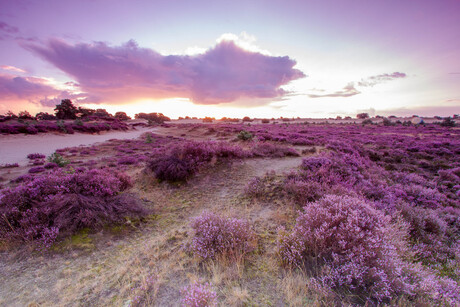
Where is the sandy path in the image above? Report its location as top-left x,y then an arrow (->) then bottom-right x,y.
0,127 -> 155,165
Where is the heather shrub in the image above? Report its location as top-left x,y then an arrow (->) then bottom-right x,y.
27,153 -> 46,160
191,211 -> 255,261
277,195 -> 412,302
251,142 -> 299,158
0,169 -> 146,247
181,282 -> 217,307
28,166 -> 45,173
148,141 -> 245,182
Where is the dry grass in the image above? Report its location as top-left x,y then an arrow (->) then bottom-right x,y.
0,126 -> 311,306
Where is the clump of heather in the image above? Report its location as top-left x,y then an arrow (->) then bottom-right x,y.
28,166 -> 45,173
148,141 -> 246,182
181,282 -> 217,307
27,153 -> 46,160
191,211 -> 255,261
278,195 -> 460,304
0,168 -> 146,248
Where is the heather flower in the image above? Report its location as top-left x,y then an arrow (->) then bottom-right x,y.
181,282 -> 217,307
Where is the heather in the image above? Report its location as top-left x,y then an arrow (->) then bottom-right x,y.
190,211 -> 255,261
0,168 -> 146,248
277,195 -> 459,303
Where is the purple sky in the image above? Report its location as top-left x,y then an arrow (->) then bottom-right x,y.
0,0 -> 459,118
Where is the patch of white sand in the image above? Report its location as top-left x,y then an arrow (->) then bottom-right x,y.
0,127 -> 154,165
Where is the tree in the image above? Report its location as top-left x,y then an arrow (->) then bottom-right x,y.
55,99 -> 78,119
77,107 -> 96,118
114,112 -> 131,121
134,112 -> 170,124
18,110 -> 34,120
357,113 -> 369,119
36,112 -> 56,120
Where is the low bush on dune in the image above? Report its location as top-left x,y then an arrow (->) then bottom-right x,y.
190,211 -> 255,261
0,168 -> 146,249
277,195 -> 460,304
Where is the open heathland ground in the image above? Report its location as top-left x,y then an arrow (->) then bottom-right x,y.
0,122 -> 459,306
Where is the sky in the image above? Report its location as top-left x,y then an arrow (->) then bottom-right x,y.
0,0 -> 459,119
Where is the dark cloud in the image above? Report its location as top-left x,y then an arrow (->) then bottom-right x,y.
357,72 -> 407,87
308,83 -> 360,98
0,21 -> 18,40
26,39 -> 305,105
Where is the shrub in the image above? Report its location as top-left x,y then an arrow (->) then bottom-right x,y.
277,195 -> 412,302
147,141 -> 245,182
251,143 -> 299,158
237,130 -> 253,141
357,113 -> 369,119
0,169 -> 145,247
28,166 -> 45,173
191,211 -> 255,261
181,282 -> 217,307
27,153 -> 46,160
47,152 -> 70,167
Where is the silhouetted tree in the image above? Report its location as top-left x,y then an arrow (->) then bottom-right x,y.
135,112 -> 170,124
18,110 -> 34,120
55,99 -> 78,119
357,113 -> 369,119
77,107 -> 96,118
36,112 -> 57,120
114,112 -> 131,121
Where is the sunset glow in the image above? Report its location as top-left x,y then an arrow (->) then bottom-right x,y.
0,0 -> 459,117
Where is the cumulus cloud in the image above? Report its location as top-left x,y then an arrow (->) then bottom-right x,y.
26,39 -> 305,105
357,72 -> 406,87
308,83 -> 360,98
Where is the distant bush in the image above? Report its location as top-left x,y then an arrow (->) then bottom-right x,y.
357,113 -> 370,119
440,117 -> 456,127
362,119 -> 373,125
0,169 -> 145,248
261,118 -> 270,124
202,117 -> 214,123
237,130 -> 253,141
181,282 -> 217,307
191,211 -> 255,261
242,116 -> 252,122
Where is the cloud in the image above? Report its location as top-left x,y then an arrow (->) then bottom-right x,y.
308,72 -> 406,98
0,73 -> 82,108
308,83 -> 360,98
0,65 -> 27,73
26,39 -> 305,105
357,72 -> 406,87
0,21 -> 19,40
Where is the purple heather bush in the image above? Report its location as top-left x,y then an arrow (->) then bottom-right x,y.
191,211 -> 255,261
27,153 -> 46,160
0,168 -> 145,247
277,195 -> 460,303
181,282 -> 217,307
28,166 -> 45,173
